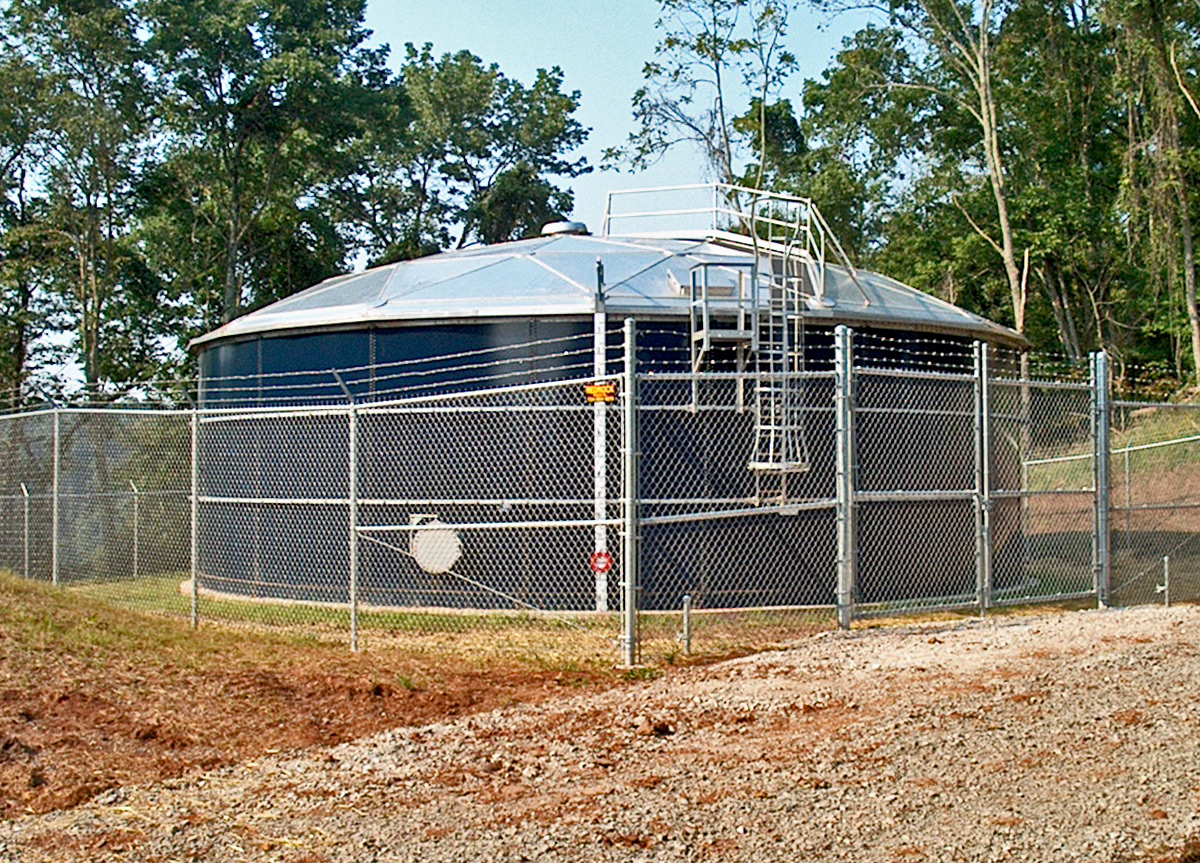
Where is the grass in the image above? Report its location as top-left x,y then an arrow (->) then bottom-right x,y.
62,571 -> 842,666
1027,396 -> 1200,492
0,570 -> 351,675
64,571 -> 625,668
0,570 -> 630,820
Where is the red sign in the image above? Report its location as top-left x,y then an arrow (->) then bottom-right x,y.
590,551 -> 614,574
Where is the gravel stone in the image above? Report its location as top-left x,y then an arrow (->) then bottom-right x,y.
2,606 -> 1199,861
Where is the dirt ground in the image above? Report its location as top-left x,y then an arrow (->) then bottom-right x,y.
0,575 -> 604,824
3,603 -> 1200,862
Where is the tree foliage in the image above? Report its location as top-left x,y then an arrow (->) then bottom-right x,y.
0,2 -> 590,393
794,0 -> 1200,375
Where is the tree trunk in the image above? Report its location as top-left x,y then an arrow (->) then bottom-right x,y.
1181,189 -> 1200,378
978,70 -> 1025,333
1040,261 -> 1082,360
223,223 -> 240,323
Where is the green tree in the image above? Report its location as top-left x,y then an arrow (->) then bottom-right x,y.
1106,0 -> 1200,376
143,0 -> 389,324
610,0 -> 797,189
352,44 -> 588,259
4,0 -> 158,387
0,50 -> 48,402
807,0 -> 1031,334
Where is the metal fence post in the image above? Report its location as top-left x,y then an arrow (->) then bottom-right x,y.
51,407 -> 60,588
834,325 -> 857,630
974,342 -> 994,614
129,480 -> 140,581
1019,352 -> 1032,585
190,407 -> 199,628
20,482 -> 29,580
349,402 -> 360,652
1091,350 -> 1111,608
593,264 -> 609,613
332,371 -> 360,653
621,317 -> 640,665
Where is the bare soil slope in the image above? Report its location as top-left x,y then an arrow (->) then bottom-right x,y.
0,576 -> 600,821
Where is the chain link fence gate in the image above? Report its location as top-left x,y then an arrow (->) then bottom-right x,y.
1,323 -> 1198,664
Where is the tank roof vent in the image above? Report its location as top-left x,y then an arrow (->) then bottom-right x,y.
540,220 -> 589,236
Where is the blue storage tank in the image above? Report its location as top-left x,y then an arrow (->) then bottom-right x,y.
191,188 -> 1024,613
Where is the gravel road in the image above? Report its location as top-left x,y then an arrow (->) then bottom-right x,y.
3,604 -> 1199,862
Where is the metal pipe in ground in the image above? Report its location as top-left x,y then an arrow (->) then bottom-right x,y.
621,318 -> 640,667
129,480 -> 139,581
1159,556 -> 1170,607
51,408 -> 60,588
834,325 -> 857,630
1091,351 -> 1112,608
190,408 -> 199,629
333,370 -> 360,653
681,594 -> 692,656
21,483 -> 29,580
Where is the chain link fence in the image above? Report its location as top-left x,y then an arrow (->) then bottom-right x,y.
1,322 -> 1197,664
1110,395 -> 1200,606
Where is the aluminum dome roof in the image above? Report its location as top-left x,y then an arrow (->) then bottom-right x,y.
191,231 -> 1022,348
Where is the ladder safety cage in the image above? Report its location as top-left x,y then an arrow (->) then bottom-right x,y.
603,184 -> 863,493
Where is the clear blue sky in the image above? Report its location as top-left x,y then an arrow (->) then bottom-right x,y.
363,1 -> 872,232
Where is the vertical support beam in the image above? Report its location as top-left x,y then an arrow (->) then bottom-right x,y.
621,318 -> 640,666
1091,351 -> 1111,608
333,370 -> 360,652
681,594 -> 692,656
190,407 -> 199,628
348,403 -> 360,652
21,483 -> 29,580
834,325 -> 857,630
593,260 -> 609,612
130,480 -> 140,581
1019,352 -> 1032,582
51,408 -> 60,588
1123,441 -> 1132,553
973,342 -> 993,614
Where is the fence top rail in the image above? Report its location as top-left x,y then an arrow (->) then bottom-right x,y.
1112,399 -> 1200,411
1019,431 -> 1199,469
1114,432 -> 1200,455
194,374 -> 603,420
639,370 -> 836,382
856,367 -> 975,384
989,375 -> 1092,392
1024,451 -> 1092,467
0,407 -> 60,422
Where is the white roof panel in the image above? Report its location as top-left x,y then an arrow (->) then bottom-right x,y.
192,234 -> 1022,348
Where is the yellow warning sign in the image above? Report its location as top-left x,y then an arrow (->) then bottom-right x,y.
585,381 -> 618,404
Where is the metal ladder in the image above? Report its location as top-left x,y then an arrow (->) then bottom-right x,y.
747,205 -> 811,482
678,184 -> 839,496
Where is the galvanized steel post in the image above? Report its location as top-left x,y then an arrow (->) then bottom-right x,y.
593,259 -> 609,612
130,480 -> 140,581
51,407 -> 60,588
20,483 -> 29,580
1091,351 -> 1111,608
973,342 -> 994,614
834,325 -> 857,630
621,318 -> 640,666
350,405 -> 357,652
333,371 -> 360,652
190,407 -> 199,628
